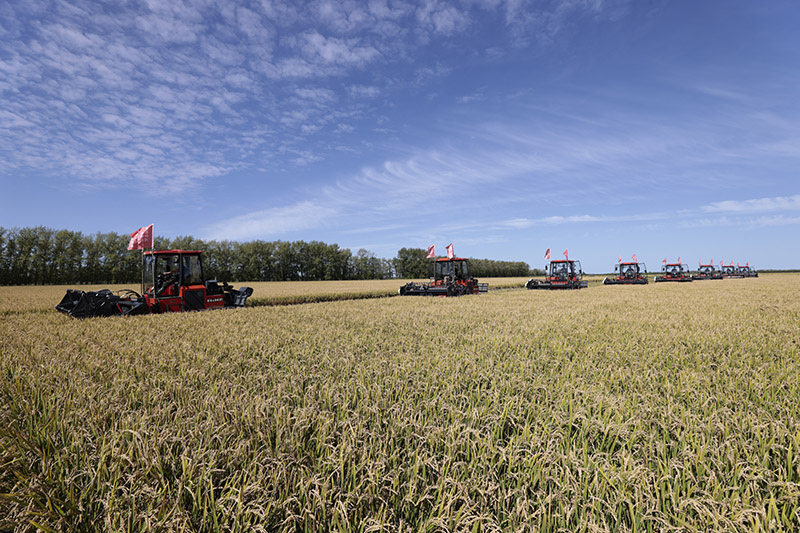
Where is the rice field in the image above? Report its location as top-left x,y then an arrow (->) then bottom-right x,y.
0,277 -> 532,314
1,275 -> 799,531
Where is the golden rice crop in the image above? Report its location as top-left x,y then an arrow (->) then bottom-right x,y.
1,275 -> 798,531
0,278 -> 532,313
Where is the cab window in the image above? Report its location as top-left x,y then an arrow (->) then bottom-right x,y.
182,254 -> 203,285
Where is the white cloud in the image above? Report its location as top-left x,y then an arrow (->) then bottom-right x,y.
703,194 -> 800,214
456,91 -> 484,104
0,110 -> 33,128
294,87 -> 337,106
348,84 -> 380,98
299,31 -> 380,67
500,214 -> 624,228
693,85 -> 749,102
747,215 -> 800,227
416,2 -> 471,36
204,201 -> 337,240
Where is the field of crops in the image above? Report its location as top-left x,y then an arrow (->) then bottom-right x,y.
0,277 -> 532,314
1,275 -> 799,531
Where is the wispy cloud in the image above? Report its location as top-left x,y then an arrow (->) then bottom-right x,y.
746,215 -> 800,227
703,194 -> 800,214
500,215 -> 601,228
205,201 -> 337,241
205,103 -> 704,241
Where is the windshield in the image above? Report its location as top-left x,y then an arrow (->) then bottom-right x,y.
550,261 -> 574,278
664,264 -> 684,275
435,260 -> 468,280
182,254 -> 203,285
619,263 -> 639,277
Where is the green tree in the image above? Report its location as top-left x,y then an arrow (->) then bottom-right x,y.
351,249 -> 384,280
394,248 -> 431,279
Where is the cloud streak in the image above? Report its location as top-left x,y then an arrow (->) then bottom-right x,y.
205,201 -> 336,241
703,194 -> 800,214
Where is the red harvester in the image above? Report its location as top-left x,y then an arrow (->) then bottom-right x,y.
738,265 -> 758,277
654,262 -> 693,283
56,249 -> 253,318
603,261 -> 648,285
692,263 -> 723,280
721,264 -> 745,278
526,259 -> 587,290
399,257 -> 488,296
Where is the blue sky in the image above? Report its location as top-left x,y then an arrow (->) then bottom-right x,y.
2,0 -> 799,271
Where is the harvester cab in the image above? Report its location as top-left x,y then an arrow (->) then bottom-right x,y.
654,263 -> 693,283
434,257 -> 468,282
739,265 -> 758,277
692,264 -> 723,280
56,249 -> 253,318
526,259 -> 588,289
142,250 -> 251,312
721,265 -> 744,278
398,257 -> 488,296
603,262 -> 648,285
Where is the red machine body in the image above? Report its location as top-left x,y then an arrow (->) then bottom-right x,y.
399,257 -> 488,296
143,250 -> 230,312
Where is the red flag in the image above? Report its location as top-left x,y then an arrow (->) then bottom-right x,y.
662,257 -> 667,264
563,249 -> 568,260
678,256 -> 681,264
426,244 -> 435,259
446,243 -> 454,259
730,260 -> 734,266
128,224 -> 154,250
699,259 -> 701,266
710,259 -> 713,265
618,255 -> 622,263
746,262 -> 749,267
544,248 -> 551,260
632,254 -> 637,263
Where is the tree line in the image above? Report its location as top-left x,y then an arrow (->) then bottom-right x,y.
0,226 -> 533,285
